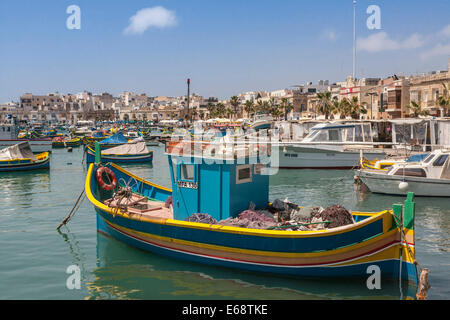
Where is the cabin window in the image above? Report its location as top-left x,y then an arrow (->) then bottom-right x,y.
354,125 -> 364,142
423,154 -> 434,163
433,155 -> 449,167
328,129 -> 339,141
393,168 -> 426,177
236,165 -> 252,184
180,164 -> 195,181
312,131 -> 328,142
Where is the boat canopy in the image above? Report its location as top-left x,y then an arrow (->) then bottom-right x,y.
303,122 -> 373,143
102,141 -> 149,155
0,142 -> 36,161
100,132 -> 128,145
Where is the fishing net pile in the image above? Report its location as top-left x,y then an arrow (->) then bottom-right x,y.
183,199 -> 355,231
185,213 -> 217,224
218,210 -> 277,229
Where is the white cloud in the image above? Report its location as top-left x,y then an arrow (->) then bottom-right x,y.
357,32 -> 424,53
420,43 -> 450,60
439,25 -> 450,38
124,6 -> 177,35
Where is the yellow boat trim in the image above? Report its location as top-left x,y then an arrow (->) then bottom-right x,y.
86,164 -> 393,239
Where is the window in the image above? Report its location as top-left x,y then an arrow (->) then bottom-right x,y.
423,154 -> 434,164
180,164 -> 194,181
393,168 -> 426,177
433,155 -> 449,167
236,165 -> 252,184
328,129 -> 340,141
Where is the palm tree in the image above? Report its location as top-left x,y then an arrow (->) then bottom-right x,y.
331,97 -> 347,119
407,101 -> 429,118
229,96 -> 240,120
215,102 -> 227,118
280,97 -> 293,120
206,102 -> 216,119
244,100 -> 255,118
437,82 -> 450,117
316,91 -> 334,119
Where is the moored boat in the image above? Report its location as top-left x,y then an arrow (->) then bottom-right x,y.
357,149 -> 450,197
84,140 -> 419,283
276,122 -> 386,169
52,136 -> 82,148
0,142 -> 50,172
86,140 -> 153,164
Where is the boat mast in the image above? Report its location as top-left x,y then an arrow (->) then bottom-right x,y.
353,0 -> 357,80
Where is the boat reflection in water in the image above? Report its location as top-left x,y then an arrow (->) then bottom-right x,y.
86,232 -> 418,300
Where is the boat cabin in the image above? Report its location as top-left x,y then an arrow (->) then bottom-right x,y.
166,143 -> 270,222
302,122 -> 373,143
387,149 -> 450,179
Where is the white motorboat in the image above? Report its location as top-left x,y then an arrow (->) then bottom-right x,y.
276,122 -> 386,169
357,149 -> 450,197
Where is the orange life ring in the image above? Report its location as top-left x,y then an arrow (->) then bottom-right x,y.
96,167 -> 117,191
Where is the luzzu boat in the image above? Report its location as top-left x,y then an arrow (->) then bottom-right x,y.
86,141 -> 153,164
85,140 -> 420,284
52,136 -> 82,148
0,142 -> 50,172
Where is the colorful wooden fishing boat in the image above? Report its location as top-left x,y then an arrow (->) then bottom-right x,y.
86,141 -> 153,164
52,137 -> 82,148
0,142 -> 50,172
85,141 -> 419,284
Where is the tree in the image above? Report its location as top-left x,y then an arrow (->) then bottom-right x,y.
407,101 -> 429,118
437,82 -> 450,117
280,97 -> 293,120
244,100 -> 255,118
229,96 -> 240,120
316,91 -> 334,119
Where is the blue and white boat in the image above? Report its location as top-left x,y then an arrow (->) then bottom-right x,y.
86,140 -> 153,164
84,140 -> 419,284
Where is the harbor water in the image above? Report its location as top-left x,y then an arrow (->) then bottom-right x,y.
1,146 -> 449,300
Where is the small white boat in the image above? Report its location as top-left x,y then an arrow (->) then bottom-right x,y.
357,149 -> 450,197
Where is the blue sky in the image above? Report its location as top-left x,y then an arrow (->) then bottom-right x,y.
1,0 -> 450,103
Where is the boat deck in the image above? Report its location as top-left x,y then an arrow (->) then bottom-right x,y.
103,194 -> 173,220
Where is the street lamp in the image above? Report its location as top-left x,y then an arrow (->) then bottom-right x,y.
365,92 -> 378,119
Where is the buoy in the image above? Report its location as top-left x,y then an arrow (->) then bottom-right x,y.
399,181 -> 409,191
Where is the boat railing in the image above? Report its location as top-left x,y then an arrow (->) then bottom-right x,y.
165,139 -> 272,158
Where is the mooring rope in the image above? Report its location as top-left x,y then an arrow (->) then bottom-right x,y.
57,188 -> 85,230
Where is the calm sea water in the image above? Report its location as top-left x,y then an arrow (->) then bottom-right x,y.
0,146 -> 449,300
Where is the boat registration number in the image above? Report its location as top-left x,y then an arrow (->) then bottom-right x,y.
177,181 -> 198,189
